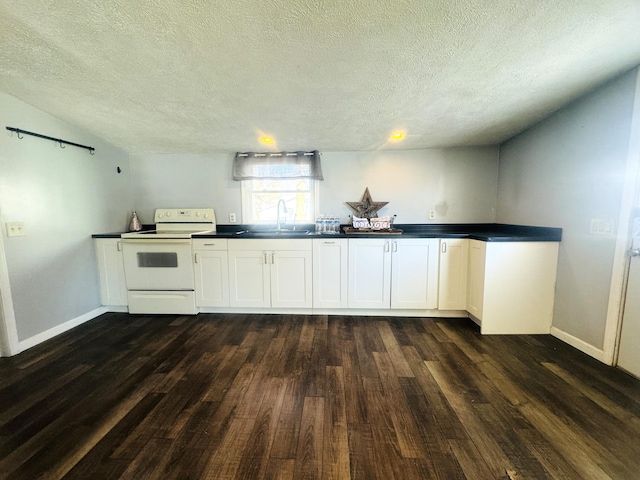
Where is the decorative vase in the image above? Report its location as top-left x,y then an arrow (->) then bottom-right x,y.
129,211 -> 142,232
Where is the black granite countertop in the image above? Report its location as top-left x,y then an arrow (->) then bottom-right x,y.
94,223 -> 561,242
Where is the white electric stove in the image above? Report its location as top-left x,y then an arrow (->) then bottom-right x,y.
120,208 -> 216,314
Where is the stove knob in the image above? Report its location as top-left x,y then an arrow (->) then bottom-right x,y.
166,211 -> 171,217
196,212 -> 201,217
204,213 -> 209,219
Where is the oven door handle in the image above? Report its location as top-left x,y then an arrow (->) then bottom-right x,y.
120,238 -> 192,245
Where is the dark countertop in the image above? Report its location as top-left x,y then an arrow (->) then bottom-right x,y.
94,223 -> 562,242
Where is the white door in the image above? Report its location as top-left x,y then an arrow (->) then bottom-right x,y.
194,250 -> 229,307
348,239 -> 391,309
228,250 -> 270,307
618,237 -> 640,378
270,250 -> 312,308
467,240 -> 486,321
312,239 -> 348,308
438,238 -> 469,310
95,239 -> 128,306
391,238 -> 439,309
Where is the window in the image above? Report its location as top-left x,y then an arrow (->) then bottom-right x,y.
234,151 -> 322,224
241,177 -> 318,224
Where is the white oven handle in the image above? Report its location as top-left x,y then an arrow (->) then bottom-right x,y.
121,238 -> 192,245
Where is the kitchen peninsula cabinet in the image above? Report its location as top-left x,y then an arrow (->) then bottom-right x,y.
466,239 -> 559,334
94,238 -> 128,307
438,238 -> 469,310
193,239 -> 229,307
312,238 -> 348,308
228,239 -> 312,309
348,238 -> 439,309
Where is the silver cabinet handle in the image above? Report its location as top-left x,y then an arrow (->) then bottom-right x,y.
117,240 -> 122,251
194,252 -> 199,264
442,242 -> 447,253
628,248 -> 640,257
322,241 -> 336,244
392,241 -> 398,252
384,241 -> 390,252
271,252 -> 276,264
264,252 -> 268,264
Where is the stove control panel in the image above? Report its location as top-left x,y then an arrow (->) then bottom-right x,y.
154,208 -> 216,224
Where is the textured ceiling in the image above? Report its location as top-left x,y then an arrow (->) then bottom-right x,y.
1,1 -> 640,154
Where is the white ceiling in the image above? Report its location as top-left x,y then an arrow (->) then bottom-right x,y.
1,1 -> 640,155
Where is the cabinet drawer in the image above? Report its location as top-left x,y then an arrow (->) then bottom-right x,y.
192,238 -> 228,250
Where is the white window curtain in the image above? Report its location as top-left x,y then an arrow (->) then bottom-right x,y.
232,151 -> 323,180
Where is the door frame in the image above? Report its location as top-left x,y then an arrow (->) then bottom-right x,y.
0,219 -> 20,357
603,67 -> 640,365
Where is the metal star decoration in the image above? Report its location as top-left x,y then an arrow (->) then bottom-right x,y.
347,187 -> 389,219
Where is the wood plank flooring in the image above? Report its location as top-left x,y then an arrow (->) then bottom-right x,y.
1,313 -> 639,479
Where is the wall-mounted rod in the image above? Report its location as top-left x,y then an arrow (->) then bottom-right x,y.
6,126 -> 95,154
236,152 -> 315,157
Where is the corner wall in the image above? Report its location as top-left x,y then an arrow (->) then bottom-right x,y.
0,93 -> 133,345
496,68 -> 639,350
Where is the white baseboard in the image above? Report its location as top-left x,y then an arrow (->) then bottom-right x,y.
18,307 -> 107,353
550,326 -> 606,363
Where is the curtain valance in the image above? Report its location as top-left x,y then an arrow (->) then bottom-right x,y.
232,151 -> 323,180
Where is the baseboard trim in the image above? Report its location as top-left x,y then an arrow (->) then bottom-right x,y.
550,326 -> 605,362
18,307 -> 107,353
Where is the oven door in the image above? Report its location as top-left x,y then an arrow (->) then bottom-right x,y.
121,239 -> 194,290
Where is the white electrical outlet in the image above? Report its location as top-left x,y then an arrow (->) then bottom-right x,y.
229,213 -> 237,223
6,222 -> 26,237
429,210 -> 436,220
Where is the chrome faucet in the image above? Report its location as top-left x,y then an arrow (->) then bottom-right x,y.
276,198 -> 287,231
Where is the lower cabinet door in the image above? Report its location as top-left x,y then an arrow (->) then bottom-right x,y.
95,239 -> 128,306
270,250 -> 312,308
438,238 -> 469,310
194,250 -> 229,307
313,239 -> 348,308
467,239 -> 486,320
391,238 -> 439,309
348,239 -> 391,309
228,250 -> 270,307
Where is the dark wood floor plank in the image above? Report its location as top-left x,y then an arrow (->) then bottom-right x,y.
235,376 -> 288,480
1,313 -> 639,480
426,359 -> 516,478
294,396 -> 324,480
376,321 -> 414,377
202,416 -> 255,480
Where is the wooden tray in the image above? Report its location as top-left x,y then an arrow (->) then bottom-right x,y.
343,227 -> 403,235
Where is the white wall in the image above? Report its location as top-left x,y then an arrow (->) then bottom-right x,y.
0,93 -> 133,343
497,68 -> 639,349
130,147 -> 499,225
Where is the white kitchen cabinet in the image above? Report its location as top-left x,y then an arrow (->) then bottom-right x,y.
348,238 -> 391,308
466,240 -> 486,319
348,238 -> 438,309
193,238 -> 229,307
228,239 -> 312,309
94,238 -> 128,307
313,238 -> 348,308
466,239 -> 559,334
438,238 -> 469,310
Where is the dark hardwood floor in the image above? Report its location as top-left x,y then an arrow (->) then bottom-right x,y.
1,313 -> 639,479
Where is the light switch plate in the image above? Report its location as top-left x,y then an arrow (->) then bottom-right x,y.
590,218 -> 615,235
6,222 -> 26,237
